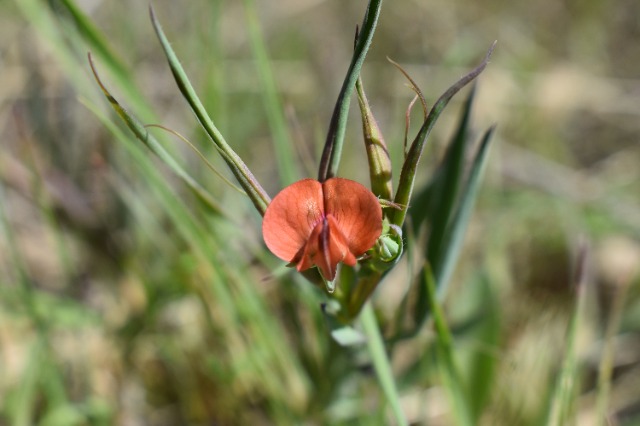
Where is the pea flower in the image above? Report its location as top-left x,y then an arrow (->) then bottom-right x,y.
262,178 -> 382,282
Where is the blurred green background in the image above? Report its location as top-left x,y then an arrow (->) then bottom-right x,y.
1,0 -> 639,424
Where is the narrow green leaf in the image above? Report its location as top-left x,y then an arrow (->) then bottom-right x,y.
411,125 -> 494,333
595,275 -> 629,425
409,85 -> 477,234
423,264 -> 473,426
391,42 -> 496,227
243,0 -> 299,186
86,99 -> 309,403
360,303 -> 408,426
546,243 -> 588,426
432,125 -> 495,297
467,274 -> 500,422
318,0 -> 384,181
149,6 -> 271,215
87,54 -> 227,217
56,0 -> 125,75
50,0 -> 155,120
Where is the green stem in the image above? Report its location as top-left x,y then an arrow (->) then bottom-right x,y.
318,0 -> 383,181
360,303 -> 408,425
546,244 -> 588,426
150,6 -> 271,215
424,264 -> 473,426
595,272 -> 628,424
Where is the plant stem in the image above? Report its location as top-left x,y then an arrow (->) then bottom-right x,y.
360,303 -> 408,425
318,0 -> 383,181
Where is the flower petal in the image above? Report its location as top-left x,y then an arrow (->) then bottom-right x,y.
295,220 -> 323,273
322,178 -> 382,256
295,215 -> 355,281
326,215 -> 357,266
262,179 -> 324,262
318,215 -> 352,280
263,177 -> 382,282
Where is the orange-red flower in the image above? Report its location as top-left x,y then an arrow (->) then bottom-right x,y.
262,178 -> 382,281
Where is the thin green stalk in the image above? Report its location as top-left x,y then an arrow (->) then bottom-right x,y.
202,0 -> 229,133
318,0 -> 383,181
360,303 -> 408,426
347,271 -> 383,318
86,57 -> 228,217
44,0 -> 156,120
149,6 -> 271,215
546,243 -> 588,426
423,264 -> 473,426
595,278 -> 629,425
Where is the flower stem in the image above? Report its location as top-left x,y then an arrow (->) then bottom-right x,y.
360,302 -> 408,425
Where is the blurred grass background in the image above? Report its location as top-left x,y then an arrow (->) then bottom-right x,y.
1,0 -> 639,424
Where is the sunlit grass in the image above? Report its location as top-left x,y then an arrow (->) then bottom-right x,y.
2,0 -> 640,424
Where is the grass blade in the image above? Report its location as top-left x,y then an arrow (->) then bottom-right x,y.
466,275 -> 500,422
85,98 -> 310,412
546,243 -> 588,426
409,86 -> 478,323
409,125 -> 494,332
50,0 -> 155,119
87,54 -> 227,217
409,85 -> 477,234
423,263 -> 473,426
243,0 -> 299,186
432,125 -> 495,297
149,6 -> 271,215
595,274 -> 630,425
360,303 -> 408,426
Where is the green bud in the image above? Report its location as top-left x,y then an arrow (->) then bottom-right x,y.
356,76 -> 393,201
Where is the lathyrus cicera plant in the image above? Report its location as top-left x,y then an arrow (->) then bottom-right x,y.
89,2 -> 495,334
